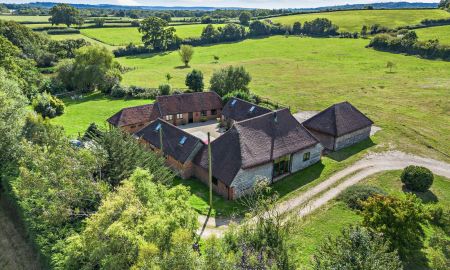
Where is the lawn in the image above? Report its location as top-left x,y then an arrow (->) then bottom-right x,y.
270,9 -> 450,32
117,36 -> 450,162
50,92 -> 153,137
289,170 -> 450,268
0,15 -> 50,22
48,33 -> 119,50
416,25 -> 450,45
80,24 -> 226,46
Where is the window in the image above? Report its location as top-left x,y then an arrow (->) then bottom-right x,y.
179,136 -> 187,145
154,123 -> 161,132
177,114 -> 183,119
211,109 -> 217,115
231,99 -> 237,106
249,106 -> 255,113
201,110 -> 207,117
303,152 -> 311,161
165,115 -> 173,121
273,155 -> 291,178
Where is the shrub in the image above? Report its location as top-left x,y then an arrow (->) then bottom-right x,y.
110,84 -> 128,98
222,90 -> 260,105
401,165 -> 434,192
47,28 -> 80,35
210,66 -> 251,96
158,84 -> 171,95
338,185 -> 387,210
32,92 -> 65,119
185,69 -> 204,92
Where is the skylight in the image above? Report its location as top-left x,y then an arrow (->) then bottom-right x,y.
249,106 -> 255,113
179,136 -> 187,145
231,99 -> 237,106
155,123 -> 161,132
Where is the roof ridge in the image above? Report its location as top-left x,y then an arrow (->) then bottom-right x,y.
234,108 -> 288,126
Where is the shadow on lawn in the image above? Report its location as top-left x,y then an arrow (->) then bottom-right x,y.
62,92 -> 152,106
402,186 -> 439,204
327,138 -> 376,162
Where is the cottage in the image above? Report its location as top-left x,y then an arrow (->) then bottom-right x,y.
135,119 -> 204,179
221,98 -> 271,128
194,109 -> 323,200
302,101 -> 373,151
152,92 -> 223,126
107,104 -> 156,133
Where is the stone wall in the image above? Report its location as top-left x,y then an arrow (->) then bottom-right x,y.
334,126 -> 371,151
231,163 -> 273,199
291,143 -> 323,172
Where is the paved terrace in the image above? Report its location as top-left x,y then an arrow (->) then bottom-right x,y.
178,120 -> 225,143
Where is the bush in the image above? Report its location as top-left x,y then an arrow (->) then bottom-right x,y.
401,165 -> 434,192
338,185 -> 386,210
210,66 -> 251,96
158,84 -> 171,95
47,28 -> 80,35
110,84 -> 128,98
185,69 -> 204,92
32,92 -> 65,119
222,90 -> 260,105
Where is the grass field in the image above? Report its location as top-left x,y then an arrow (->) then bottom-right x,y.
270,9 -> 450,32
289,170 -> 450,268
0,15 -> 50,22
117,36 -> 450,161
80,24 -> 225,46
416,25 -> 450,45
50,92 -> 152,136
48,33 -> 119,50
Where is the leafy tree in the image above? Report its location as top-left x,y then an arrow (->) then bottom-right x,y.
48,38 -> 89,59
93,18 -> 105,27
165,72 -> 173,83
386,61 -> 396,73
361,194 -> 427,260
201,15 -> 212,24
219,23 -> 246,42
139,16 -> 177,51
32,92 -> 65,118
210,66 -> 251,96
292,21 -> 302,35
361,25 -> 368,37
0,4 -> 8,13
0,68 -> 27,167
159,83 -> 171,95
82,122 -> 103,141
60,169 -> 198,269
56,46 -> 122,93
201,24 -> 220,43
49,3 -> 82,27
249,20 -> 272,36
213,55 -> 220,63
239,11 -> 251,26
313,226 -> 402,270
179,44 -> 194,67
93,128 -> 173,187
302,18 -> 339,36
201,235 -> 233,270
401,165 -> 434,192
438,0 -> 450,9
185,69 -> 204,92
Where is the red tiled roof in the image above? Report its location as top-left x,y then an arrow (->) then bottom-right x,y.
156,92 -> 222,115
107,104 -> 156,127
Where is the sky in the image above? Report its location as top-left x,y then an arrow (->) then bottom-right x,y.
1,1 -> 440,9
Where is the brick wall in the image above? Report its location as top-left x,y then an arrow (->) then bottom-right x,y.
193,164 -> 231,199
163,109 -> 222,126
121,121 -> 149,134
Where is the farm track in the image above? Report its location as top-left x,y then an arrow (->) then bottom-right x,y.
198,151 -> 450,238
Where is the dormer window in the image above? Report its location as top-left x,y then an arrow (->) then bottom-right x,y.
179,136 -> 187,145
231,99 -> 237,106
249,106 -> 255,113
154,123 -> 161,132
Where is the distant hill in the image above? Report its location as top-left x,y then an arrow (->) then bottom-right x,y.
24,1 -> 439,11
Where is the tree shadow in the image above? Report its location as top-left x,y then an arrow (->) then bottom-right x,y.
327,138 -> 376,162
174,65 -> 190,69
385,71 -> 397,74
61,92 -> 151,106
272,161 -> 326,199
123,51 -> 170,60
401,186 -> 439,204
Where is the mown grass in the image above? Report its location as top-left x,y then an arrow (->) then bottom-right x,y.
270,9 -> 450,32
50,92 -> 152,137
416,25 -> 450,45
117,36 -> 450,161
289,170 -> 450,268
48,33 -> 119,50
80,24 -> 225,46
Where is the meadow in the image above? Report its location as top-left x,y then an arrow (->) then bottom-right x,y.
270,9 -> 450,32
416,25 -> 450,45
116,36 -> 450,162
80,24 -> 225,46
289,170 -> 450,268
0,15 -> 50,22
48,33 -> 119,50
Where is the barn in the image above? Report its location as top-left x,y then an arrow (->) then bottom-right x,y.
302,102 -> 373,151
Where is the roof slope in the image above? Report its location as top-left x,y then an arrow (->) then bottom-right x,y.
222,98 -> 271,122
136,119 -> 204,164
303,101 -> 373,137
195,109 -> 319,186
156,92 -> 222,116
107,104 -> 156,127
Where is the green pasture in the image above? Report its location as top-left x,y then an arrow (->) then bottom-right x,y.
270,9 -> 450,32
117,36 -> 450,161
80,24 -> 225,46
48,33 -> 119,50
0,15 -> 50,22
50,92 -> 152,137
416,25 -> 450,45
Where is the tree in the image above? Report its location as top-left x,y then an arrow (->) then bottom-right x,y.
201,24 -> 220,43
60,169 -> 198,269
179,44 -> 194,67
302,18 -> 339,36
292,21 -> 302,35
249,20 -> 272,36
361,25 -> 368,37
49,3 -> 81,27
219,23 -> 246,42
201,15 -> 212,24
438,0 -> 450,9
386,61 -> 396,73
239,11 -> 251,26
213,55 -> 220,63
210,66 -> 252,96
32,92 -> 65,119
0,68 -> 27,167
361,194 -> 427,260
56,46 -> 122,93
185,69 -> 204,92
401,165 -> 434,192
165,72 -> 173,83
313,226 -> 402,270
139,16 -> 176,51
93,18 -> 105,27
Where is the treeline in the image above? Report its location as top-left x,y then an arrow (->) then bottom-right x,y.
369,31 -> 450,61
